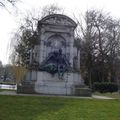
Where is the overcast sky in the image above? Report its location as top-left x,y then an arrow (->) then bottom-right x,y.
0,0 -> 120,65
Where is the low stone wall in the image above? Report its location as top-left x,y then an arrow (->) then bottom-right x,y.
17,84 -> 35,94
73,85 -> 91,96
74,87 -> 91,97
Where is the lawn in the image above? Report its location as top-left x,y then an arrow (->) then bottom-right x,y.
0,95 -> 120,120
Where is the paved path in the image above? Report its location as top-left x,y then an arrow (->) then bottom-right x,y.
92,95 -> 114,99
0,90 -> 115,99
0,91 -> 17,95
0,91 -> 92,99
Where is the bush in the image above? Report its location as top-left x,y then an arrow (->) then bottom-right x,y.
93,82 -> 118,93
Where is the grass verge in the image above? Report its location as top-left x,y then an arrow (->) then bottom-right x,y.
0,95 -> 120,120
0,89 -> 16,92
94,92 -> 120,99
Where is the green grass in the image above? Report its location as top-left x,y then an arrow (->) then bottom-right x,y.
0,89 -> 5,92
0,95 -> 120,120
94,92 -> 120,99
0,89 -> 16,92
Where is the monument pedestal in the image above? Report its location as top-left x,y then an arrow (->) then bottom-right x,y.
18,71 -> 91,96
34,71 -> 89,95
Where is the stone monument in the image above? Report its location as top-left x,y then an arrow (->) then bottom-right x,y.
18,14 -> 91,96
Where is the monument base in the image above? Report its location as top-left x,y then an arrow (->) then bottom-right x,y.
34,71 -> 83,95
17,71 -> 91,96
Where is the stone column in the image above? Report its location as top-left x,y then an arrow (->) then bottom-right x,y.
69,31 -> 74,67
40,41 -> 44,64
39,28 -> 45,64
77,49 -> 80,70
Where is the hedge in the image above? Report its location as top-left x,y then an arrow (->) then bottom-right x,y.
93,82 -> 118,93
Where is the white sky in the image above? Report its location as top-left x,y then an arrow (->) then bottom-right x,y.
0,0 -> 120,65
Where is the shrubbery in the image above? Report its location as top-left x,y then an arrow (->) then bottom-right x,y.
93,82 -> 118,93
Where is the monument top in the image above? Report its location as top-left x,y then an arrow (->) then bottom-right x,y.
38,14 -> 77,28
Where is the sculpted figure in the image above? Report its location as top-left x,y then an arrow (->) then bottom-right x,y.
40,48 -> 70,79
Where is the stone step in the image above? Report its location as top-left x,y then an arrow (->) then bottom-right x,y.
74,87 -> 91,97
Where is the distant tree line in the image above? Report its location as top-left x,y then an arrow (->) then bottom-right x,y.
0,62 -> 15,83
77,10 -> 120,87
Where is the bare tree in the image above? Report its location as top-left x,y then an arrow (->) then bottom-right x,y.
0,0 -> 18,8
41,4 -> 63,17
77,9 -> 120,87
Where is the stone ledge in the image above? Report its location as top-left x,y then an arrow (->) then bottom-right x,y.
74,87 -> 92,97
